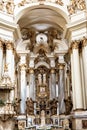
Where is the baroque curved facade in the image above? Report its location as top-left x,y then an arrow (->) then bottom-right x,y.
0,0 -> 87,130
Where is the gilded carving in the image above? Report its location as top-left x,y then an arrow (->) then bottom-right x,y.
50,98 -> 58,115
18,0 -> 26,7
13,98 -> 21,115
77,0 -> 86,10
26,98 -> 34,115
67,0 -> 86,15
6,42 -> 13,50
71,41 -> 79,49
67,5 -> 75,15
55,0 -> 63,6
64,96 -> 73,115
18,0 -> 64,7
19,64 -> 27,70
82,37 -> 87,47
6,0 -> 14,14
58,64 -> 65,70
18,121 -> 25,130
50,69 -> 55,74
29,68 -> 34,74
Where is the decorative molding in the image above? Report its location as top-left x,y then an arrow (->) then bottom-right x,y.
0,0 -> 64,15
18,0 -> 64,7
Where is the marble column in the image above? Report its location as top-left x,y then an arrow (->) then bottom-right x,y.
82,38 -> 87,108
72,42 -> 83,109
20,63 -> 26,114
58,64 -> 65,114
0,40 -> 3,81
50,69 -> 56,99
29,69 -> 35,100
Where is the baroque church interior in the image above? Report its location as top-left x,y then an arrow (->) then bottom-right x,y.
0,0 -> 87,130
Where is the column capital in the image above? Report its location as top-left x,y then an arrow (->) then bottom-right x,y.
50,68 -> 55,74
71,41 -> 79,49
29,68 -> 34,74
82,37 -> 87,47
6,42 -> 13,50
58,63 -> 65,70
19,64 -> 27,70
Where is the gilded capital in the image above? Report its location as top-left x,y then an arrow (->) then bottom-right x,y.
82,37 -> 87,47
29,68 -> 34,74
71,41 -> 79,49
50,69 -> 55,74
58,63 -> 65,70
19,64 -> 27,70
6,42 -> 13,50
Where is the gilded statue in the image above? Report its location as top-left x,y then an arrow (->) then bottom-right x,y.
26,98 -> 34,115
64,96 -> 73,115
13,98 -> 21,115
50,99 -> 58,115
